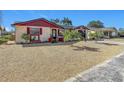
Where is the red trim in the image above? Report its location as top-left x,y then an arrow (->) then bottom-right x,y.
48,37 -> 52,42
40,28 -> 42,34
30,34 -> 41,43
12,18 -> 64,29
58,37 -> 64,42
28,27 -> 41,43
58,29 -> 60,35
27,27 -> 30,34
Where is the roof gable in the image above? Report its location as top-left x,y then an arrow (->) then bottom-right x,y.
12,18 -> 63,29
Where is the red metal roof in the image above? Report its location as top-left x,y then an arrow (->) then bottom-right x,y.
12,18 -> 64,29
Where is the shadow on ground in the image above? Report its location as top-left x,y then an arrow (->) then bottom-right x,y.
96,42 -> 119,46
71,45 -> 100,52
22,41 -> 78,48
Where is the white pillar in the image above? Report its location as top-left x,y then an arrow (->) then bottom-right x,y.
108,32 -> 110,38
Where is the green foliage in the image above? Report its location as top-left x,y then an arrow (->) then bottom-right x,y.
61,17 -> 72,26
2,35 -> 13,40
119,31 -> 124,35
89,32 -> 96,39
0,38 -> 8,44
51,17 -> 73,26
0,35 -> 12,44
87,20 -> 104,28
89,31 -> 104,40
21,33 -> 30,43
63,30 -> 82,41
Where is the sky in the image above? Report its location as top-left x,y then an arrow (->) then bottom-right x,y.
0,10 -> 124,31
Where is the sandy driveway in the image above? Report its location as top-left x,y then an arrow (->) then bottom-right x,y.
0,41 -> 124,81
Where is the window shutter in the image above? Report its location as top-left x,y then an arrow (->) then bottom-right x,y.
40,28 -> 42,34
58,29 -> 60,35
27,27 -> 30,34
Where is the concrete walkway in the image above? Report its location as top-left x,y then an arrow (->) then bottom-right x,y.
66,41 -> 124,82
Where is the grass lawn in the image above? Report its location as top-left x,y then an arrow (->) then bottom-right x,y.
0,41 -> 124,81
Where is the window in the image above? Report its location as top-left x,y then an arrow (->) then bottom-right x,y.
30,28 -> 40,35
58,30 -> 63,36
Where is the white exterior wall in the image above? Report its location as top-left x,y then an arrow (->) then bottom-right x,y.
15,26 -> 27,43
15,25 -> 58,43
39,27 -> 51,42
112,32 -> 118,37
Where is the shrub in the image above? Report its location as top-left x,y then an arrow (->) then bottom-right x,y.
0,35 -> 15,45
21,33 -> 30,43
63,30 -> 82,42
0,37 -> 8,45
89,31 -> 104,40
2,35 -> 15,41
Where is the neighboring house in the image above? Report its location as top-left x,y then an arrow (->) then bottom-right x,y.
0,26 -> 3,36
0,26 -> 8,36
61,25 -> 75,31
75,25 -> 90,39
74,25 -> 118,39
118,28 -> 124,37
12,18 -> 64,43
0,30 -> 1,36
87,27 -> 118,38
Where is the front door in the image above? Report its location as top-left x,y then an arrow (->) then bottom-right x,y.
52,29 -> 57,40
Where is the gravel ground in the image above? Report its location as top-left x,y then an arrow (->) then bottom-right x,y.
0,41 -> 124,82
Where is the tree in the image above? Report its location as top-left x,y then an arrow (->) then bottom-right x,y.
61,17 -> 72,26
87,20 -> 104,28
51,18 -> 60,25
0,25 -> 2,31
50,17 -> 73,26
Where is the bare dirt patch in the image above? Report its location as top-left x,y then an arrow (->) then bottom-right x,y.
0,41 -> 124,81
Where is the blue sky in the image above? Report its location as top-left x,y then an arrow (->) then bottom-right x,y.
1,10 -> 124,31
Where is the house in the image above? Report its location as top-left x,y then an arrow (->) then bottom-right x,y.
0,30 -> 1,37
87,27 -> 118,38
0,26 -> 8,36
12,18 -> 64,43
0,26 -> 3,36
118,28 -> 124,37
75,25 -> 90,39
74,25 -> 118,39
61,25 -> 75,31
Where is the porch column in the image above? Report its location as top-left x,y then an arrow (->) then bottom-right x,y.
108,32 -> 110,38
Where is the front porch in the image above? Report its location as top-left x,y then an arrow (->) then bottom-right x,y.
48,29 -> 64,42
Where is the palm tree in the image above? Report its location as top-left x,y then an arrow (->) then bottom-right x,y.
61,17 -> 72,26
